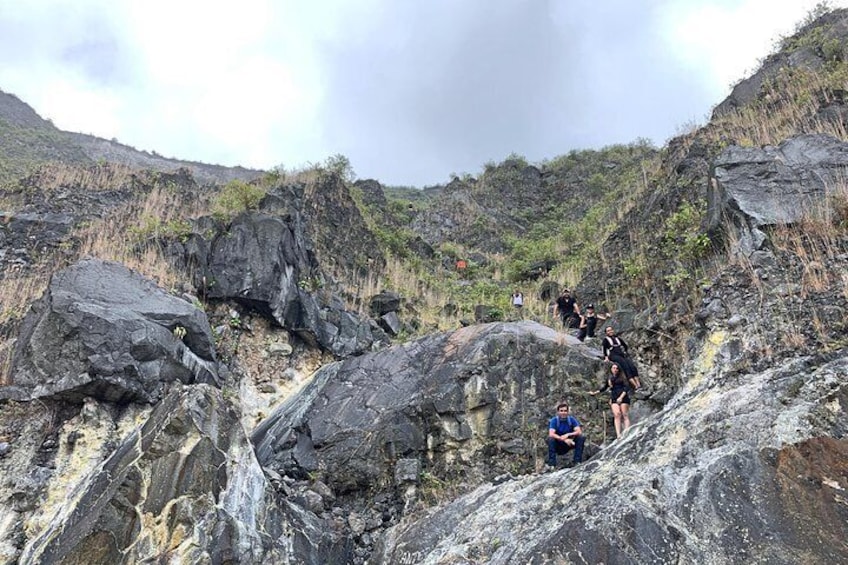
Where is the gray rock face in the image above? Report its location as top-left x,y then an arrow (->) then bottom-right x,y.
4,259 -> 219,404
371,344 -> 848,564
16,385 -> 349,565
709,134 -> 848,254
252,321 -> 606,497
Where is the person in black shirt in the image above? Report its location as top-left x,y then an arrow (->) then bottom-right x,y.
554,289 -> 580,330
589,363 -> 631,439
576,304 -> 610,342
602,326 -> 641,390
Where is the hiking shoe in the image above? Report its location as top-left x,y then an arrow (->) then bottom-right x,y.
543,464 -> 556,473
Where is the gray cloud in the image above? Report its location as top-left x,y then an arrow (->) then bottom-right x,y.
0,0 -> 826,186
317,0 -> 717,186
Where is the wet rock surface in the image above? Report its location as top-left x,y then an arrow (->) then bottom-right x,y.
10,385 -> 349,565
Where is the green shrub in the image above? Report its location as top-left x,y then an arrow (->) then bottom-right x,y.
212,180 -> 265,221
130,216 -> 193,243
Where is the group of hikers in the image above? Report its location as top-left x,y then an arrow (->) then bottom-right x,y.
543,289 -> 644,470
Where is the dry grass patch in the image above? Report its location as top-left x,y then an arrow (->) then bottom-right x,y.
75,186 -> 204,290
770,180 -> 848,296
22,162 -> 141,194
706,66 -> 848,148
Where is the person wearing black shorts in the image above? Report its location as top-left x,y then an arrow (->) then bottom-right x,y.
590,363 -> 631,439
576,304 -> 610,342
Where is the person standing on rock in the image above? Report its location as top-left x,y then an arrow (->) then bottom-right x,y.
512,289 -> 524,316
554,289 -> 580,331
590,363 -> 631,439
602,326 -> 641,390
546,402 -> 585,469
576,304 -> 611,342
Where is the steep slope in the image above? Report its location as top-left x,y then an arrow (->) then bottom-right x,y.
0,88 -> 260,186
565,7 -> 848,394
0,90 -> 91,182
1,5 -> 848,565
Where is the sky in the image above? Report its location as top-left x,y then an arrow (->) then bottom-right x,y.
0,0 -> 844,186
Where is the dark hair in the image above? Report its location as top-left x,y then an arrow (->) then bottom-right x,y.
556,402 -> 569,411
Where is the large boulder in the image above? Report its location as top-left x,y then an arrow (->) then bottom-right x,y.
708,133 -> 848,254
370,291 -> 401,316
252,321 -> 606,497
2,259 -> 219,404
371,341 -> 848,564
16,385 -> 349,564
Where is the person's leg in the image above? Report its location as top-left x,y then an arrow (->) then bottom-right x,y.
620,357 -> 640,386
621,402 -> 631,434
611,402 -> 622,438
576,327 -> 587,341
573,435 -> 586,463
546,437 -> 557,465
610,354 -> 633,378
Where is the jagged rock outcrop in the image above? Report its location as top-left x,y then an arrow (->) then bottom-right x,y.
174,204 -> 383,358
2,259 -> 219,404
371,340 -> 848,564
709,133 -> 848,255
6,385 -> 349,564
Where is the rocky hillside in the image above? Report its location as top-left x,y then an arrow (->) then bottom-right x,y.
0,89 -> 261,186
0,5 -> 847,565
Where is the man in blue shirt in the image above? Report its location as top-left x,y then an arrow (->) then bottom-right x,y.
546,402 -> 585,468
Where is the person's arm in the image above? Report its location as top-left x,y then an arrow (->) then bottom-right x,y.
620,337 -> 629,355
579,315 -> 587,329
615,390 -> 626,404
549,420 -> 572,443
590,379 -> 610,395
602,338 -> 611,360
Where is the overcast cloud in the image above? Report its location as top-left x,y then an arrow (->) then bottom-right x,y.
0,0 -> 843,186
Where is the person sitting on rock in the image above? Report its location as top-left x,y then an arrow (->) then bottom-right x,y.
602,326 -> 641,390
546,402 -> 585,468
590,363 -> 631,439
554,289 -> 580,331
576,304 -> 610,342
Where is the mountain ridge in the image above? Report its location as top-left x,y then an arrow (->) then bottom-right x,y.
0,5 -> 846,564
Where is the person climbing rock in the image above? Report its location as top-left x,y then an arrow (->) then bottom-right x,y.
546,402 -> 585,469
602,326 -> 641,390
576,304 -> 610,342
590,363 -> 631,439
554,289 -> 580,331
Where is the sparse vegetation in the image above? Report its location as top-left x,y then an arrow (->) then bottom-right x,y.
212,179 -> 266,221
